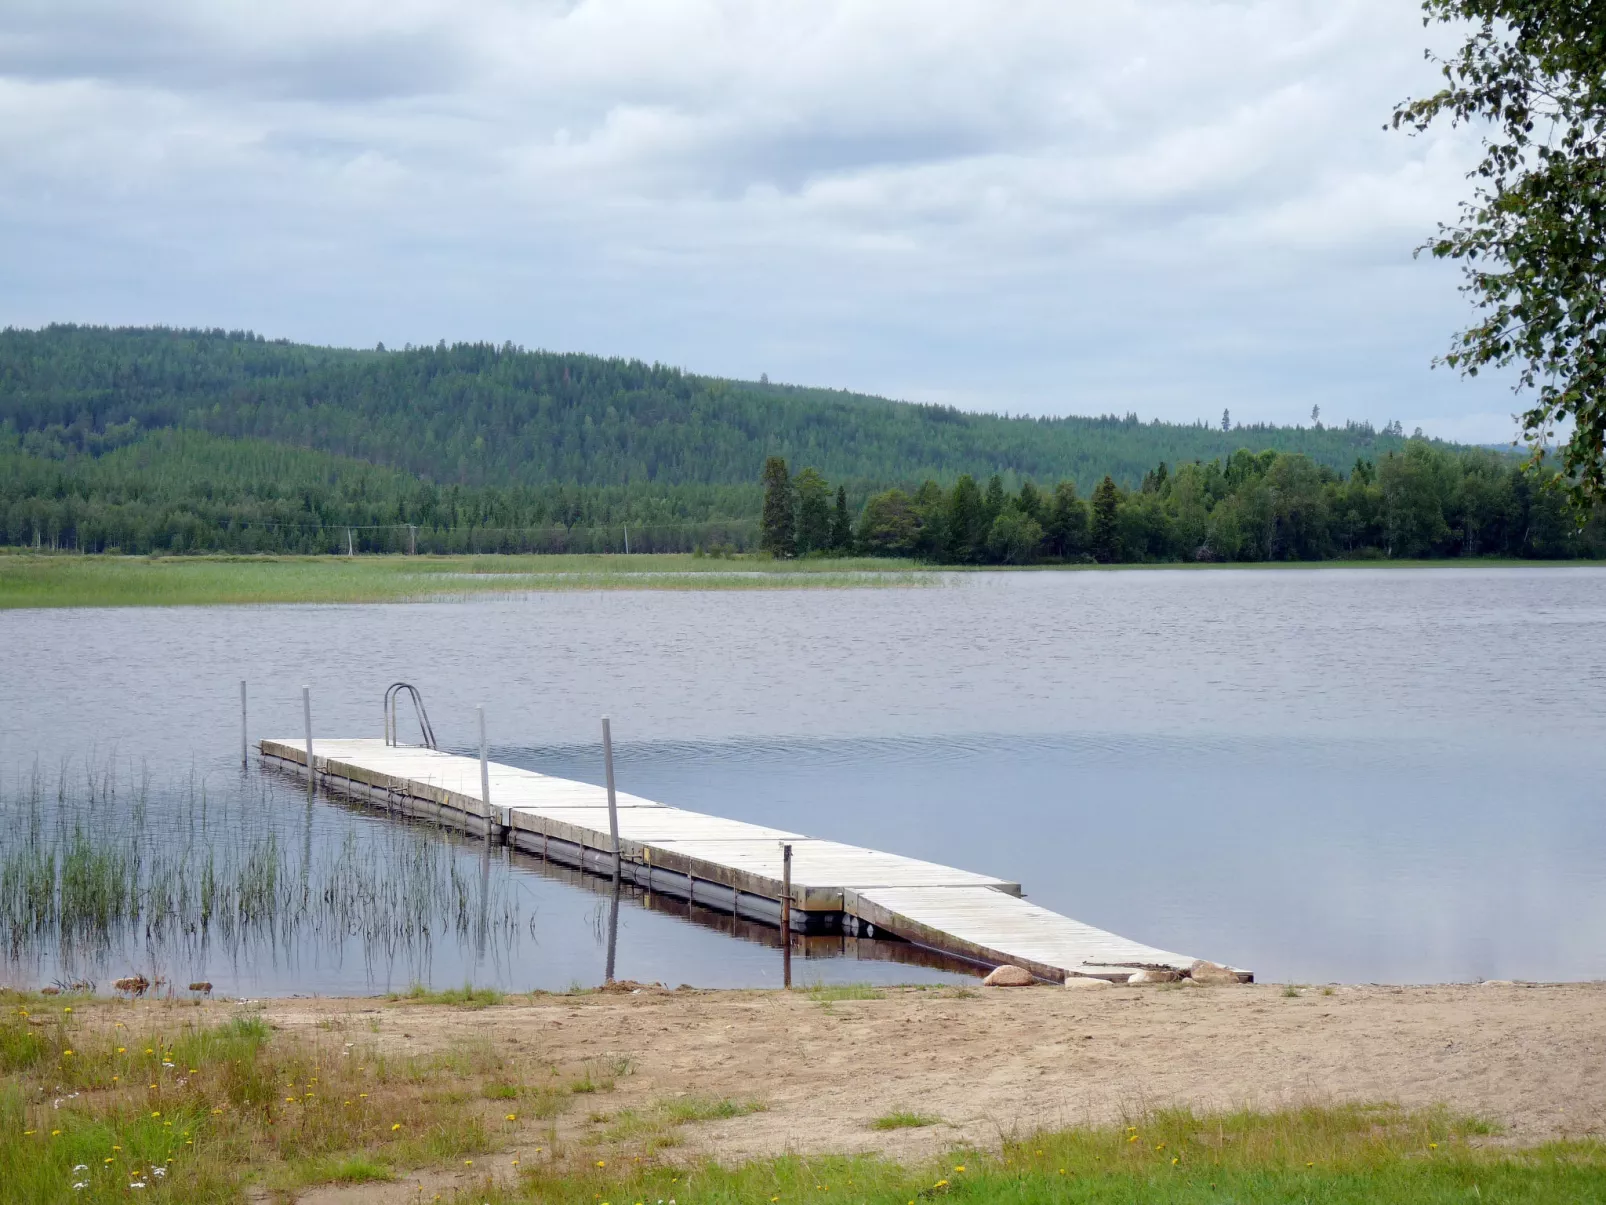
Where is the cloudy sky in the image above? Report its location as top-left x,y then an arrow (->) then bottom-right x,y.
0,1 -> 1520,440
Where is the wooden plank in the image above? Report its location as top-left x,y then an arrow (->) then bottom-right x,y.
847,886 -> 1248,982
260,737 -> 1243,979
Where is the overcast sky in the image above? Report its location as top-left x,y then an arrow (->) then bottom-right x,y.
0,1 -> 1521,440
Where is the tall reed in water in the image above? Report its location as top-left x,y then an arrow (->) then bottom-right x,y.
0,759 -> 521,980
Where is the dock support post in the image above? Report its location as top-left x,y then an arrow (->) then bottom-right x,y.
605,883 -> 620,983
301,685 -> 314,792
240,680 -> 248,768
602,717 -> 621,884
780,842 -> 793,988
477,705 -> 493,843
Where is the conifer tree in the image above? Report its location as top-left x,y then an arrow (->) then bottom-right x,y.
794,466 -> 831,554
830,485 -> 852,551
1090,475 -> 1121,563
760,456 -> 795,557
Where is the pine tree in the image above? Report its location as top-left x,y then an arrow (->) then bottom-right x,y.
945,475 -> 984,563
794,466 -> 831,554
760,456 -> 795,557
1090,475 -> 1121,563
830,485 -> 852,550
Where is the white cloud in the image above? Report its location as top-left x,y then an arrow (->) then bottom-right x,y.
0,0 -> 1519,438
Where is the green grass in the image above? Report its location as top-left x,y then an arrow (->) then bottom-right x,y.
0,552 -> 935,609
870,1110 -> 942,1131
0,996 -> 588,1203
465,1102 -> 1604,1205
658,1096 -> 768,1124
389,984 -> 506,1010
804,983 -> 885,1003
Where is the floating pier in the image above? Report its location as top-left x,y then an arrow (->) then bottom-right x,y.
260,738 -> 1249,984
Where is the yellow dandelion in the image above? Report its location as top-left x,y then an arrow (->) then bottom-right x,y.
933,1179 -> 948,1189
506,1113 -> 516,1121
391,1123 -> 402,1131
596,1160 -> 606,1168
1127,1134 -> 1138,1143
63,1049 -> 74,1056
1172,1157 -> 1180,1165
104,1158 -> 113,1164
954,1165 -> 965,1173
464,1160 -> 473,1166
51,1129 -> 62,1136
117,1047 -> 126,1054
1429,1142 -> 1439,1150
151,1112 -> 160,1118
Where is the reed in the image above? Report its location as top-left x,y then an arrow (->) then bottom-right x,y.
0,762 -> 522,985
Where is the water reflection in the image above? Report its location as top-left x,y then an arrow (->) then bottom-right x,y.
5,567 -> 1606,987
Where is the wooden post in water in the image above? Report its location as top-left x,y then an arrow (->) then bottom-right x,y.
240,679 -> 248,768
602,718 -> 621,884
301,685 -> 314,794
478,705 -> 492,844
780,842 -> 793,988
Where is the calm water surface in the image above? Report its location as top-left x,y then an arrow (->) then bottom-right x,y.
3,567 -> 1603,992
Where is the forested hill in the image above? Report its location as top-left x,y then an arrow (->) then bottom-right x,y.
1,324 -> 1414,489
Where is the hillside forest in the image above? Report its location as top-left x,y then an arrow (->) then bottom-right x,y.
0,325 -> 1599,561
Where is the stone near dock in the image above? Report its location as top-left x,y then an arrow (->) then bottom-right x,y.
1188,960 -> 1242,986
983,964 -> 1035,987
1064,975 -> 1113,989
1126,968 -> 1181,985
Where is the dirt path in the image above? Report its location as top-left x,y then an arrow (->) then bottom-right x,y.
243,978 -> 1603,1203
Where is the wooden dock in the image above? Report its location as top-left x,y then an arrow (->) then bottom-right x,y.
260,738 -> 1249,984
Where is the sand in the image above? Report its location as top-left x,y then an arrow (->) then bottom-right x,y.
82,979 -> 1604,1203
267,979 -> 1602,1152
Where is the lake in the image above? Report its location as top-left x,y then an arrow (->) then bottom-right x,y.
3,565 -> 1604,994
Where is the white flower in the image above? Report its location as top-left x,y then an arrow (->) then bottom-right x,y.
72,1164 -> 88,1172
130,1183 -> 146,1190
72,1183 -> 87,1191
152,1168 -> 167,1177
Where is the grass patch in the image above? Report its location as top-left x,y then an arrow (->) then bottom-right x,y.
474,1102 -> 1602,1205
389,984 -> 506,1009
805,983 -> 885,1003
658,1096 -> 767,1124
0,1000 -> 595,1203
599,1096 -> 767,1148
870,1110 -> 942,1131
0,552 -> 936,609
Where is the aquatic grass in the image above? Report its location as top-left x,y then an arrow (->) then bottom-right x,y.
0,553 -> 937,610
0,761 -> 523,985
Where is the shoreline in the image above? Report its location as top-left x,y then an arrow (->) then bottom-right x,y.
11,979 -> 1602,1149
2,550 -> 1600,610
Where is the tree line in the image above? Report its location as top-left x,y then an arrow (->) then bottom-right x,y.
760,445 -> 1605,563
0,429 -> 762,555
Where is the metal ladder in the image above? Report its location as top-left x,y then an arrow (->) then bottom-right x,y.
383,682 -> 438,748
